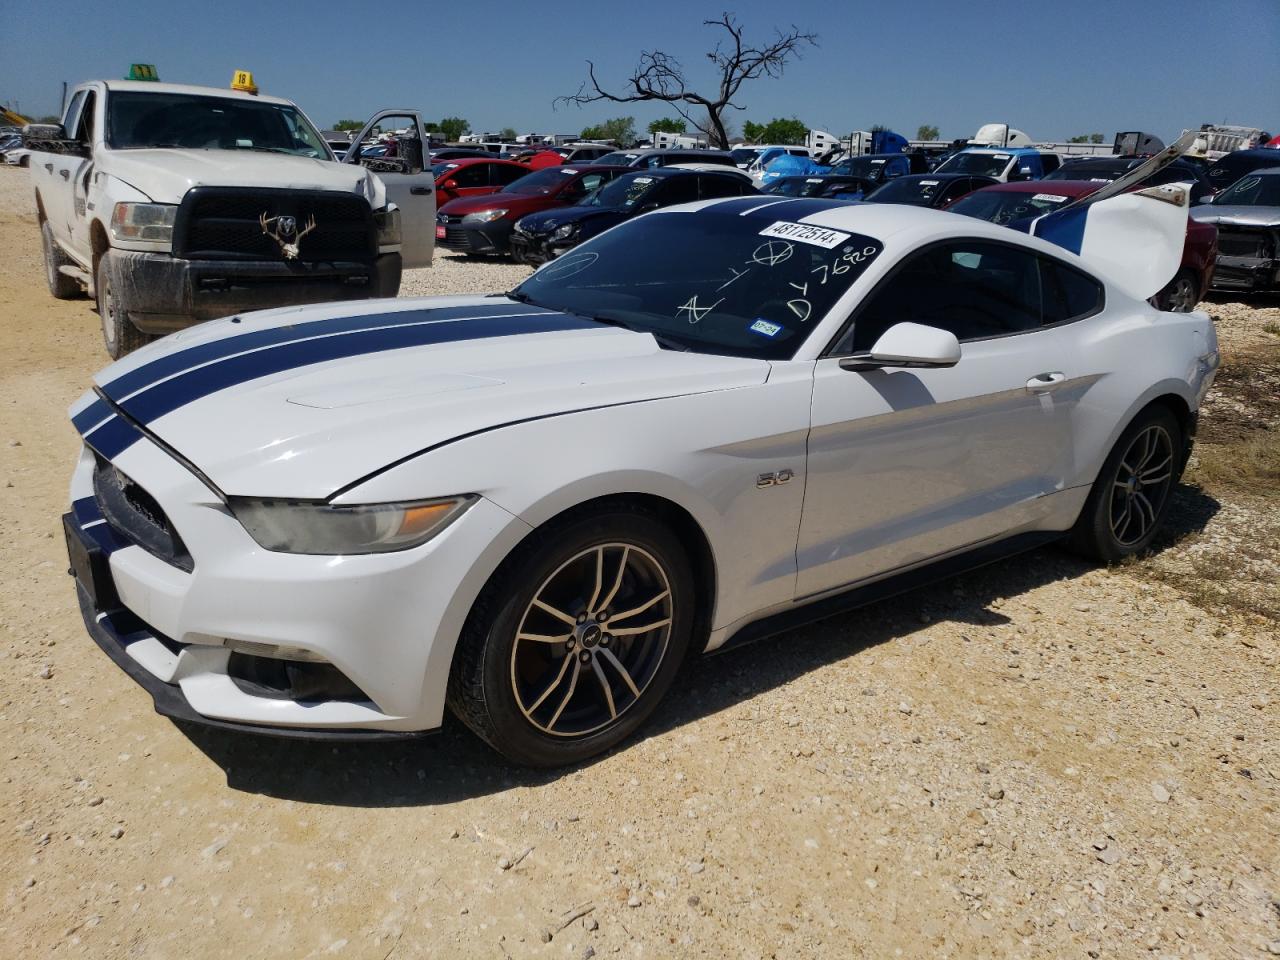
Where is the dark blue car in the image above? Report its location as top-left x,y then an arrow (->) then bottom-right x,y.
509,167 -> 757,264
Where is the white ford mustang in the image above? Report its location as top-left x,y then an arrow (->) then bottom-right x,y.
65,188 -> 1218,765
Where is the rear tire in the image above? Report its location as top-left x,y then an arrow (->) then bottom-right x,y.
41,220 -> 81,300
448,506 -> 695,767
96,252 -> 151,359
1068,405 -> 1182,563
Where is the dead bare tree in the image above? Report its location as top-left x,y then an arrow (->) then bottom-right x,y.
555,14 -> 817,150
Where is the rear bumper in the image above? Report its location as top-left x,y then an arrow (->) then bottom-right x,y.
113,251 -> 403,334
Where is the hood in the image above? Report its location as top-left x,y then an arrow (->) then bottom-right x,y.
518,205 -> 624,235
438,192 -> 552,218
76,297 -> 770,499
1190,205 -> 1280,228
100,148 -> 385,208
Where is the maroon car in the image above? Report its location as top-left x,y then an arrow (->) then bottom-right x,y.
435,164 -> 628,256
432,157 -> 532,206
947,181 -> 1218,312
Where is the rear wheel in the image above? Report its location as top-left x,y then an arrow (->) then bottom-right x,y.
448,507 -> 695,767
41,220 -> 81,299
1069,405 -> 1182,562
1152,270 -> 1199,313
96,253 -> 151,359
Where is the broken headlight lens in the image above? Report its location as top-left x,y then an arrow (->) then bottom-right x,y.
110,202 -> 176,243
230,495 -> 476,555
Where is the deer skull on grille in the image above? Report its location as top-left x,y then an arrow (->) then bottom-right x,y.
259,213 -> 316,260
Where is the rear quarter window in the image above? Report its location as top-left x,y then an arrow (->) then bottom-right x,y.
1040,258 -> 1104,325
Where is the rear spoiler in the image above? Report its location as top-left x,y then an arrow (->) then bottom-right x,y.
1017,130 -> 1199,301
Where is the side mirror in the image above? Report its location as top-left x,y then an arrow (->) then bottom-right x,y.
442,179 -> 458,190
839,322 -> 961,371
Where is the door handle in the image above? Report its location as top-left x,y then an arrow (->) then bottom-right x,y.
409,186 -> 432,195
1026,372 -> 1066,393
44,163 -> 54,173
59,169 -> 71,180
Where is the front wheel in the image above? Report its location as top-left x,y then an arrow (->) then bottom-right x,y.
448,508 -> 695,767
1069,406 -> 1182,563
96,253 -> 151,359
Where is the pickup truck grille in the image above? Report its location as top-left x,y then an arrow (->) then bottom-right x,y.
172,187 -> 377,262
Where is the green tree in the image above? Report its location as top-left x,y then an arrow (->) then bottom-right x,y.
333,119 -> 364,132
916,124 -> 940,141
581,116 -> 635,145
438,116 -> 470,141
499,127 -> 518,141
760,117 -> 807,144
1089,132 -> 1105,144
648,118 -> 686,135
741,120 -> 766,143
1068,134 -> 1089,143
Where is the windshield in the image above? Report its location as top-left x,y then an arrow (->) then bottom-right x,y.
1214,172 -> 1280,207
766,177 -> 821,197
1045,161 -> 1135,182
948,189 -> 1075,225
587,173 -> 659,208
596,151 -> 639,166
829,157 -> 891,180
106,91 -> 328,157
865,177 -> 942,205
937,152 -> 1011,177
513,209 -> 884,360
505,167 -> 579,195
731,148 -> 759,165
431,161 -> 459,176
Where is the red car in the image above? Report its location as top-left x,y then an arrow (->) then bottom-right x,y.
435,164 -> 628,256
947,181 -> 1218,312
432,157 -> 531,204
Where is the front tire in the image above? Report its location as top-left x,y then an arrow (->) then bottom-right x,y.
1069,406 -> 1182,562
96,252 -> 151,359
41,220 -> 81,299
448,507 -> 695,767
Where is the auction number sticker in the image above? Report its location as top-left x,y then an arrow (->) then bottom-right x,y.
758,221 -> 851,249
1033,193 -> 1069,203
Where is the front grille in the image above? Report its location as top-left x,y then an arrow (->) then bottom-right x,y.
92,455 -> 193,572
173,187 -> 377,262
1217,228 -> 1273,259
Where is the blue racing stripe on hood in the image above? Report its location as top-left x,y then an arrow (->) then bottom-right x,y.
101,301 -> 551,401
103,310 -> 600,429
81,411 -> 148,461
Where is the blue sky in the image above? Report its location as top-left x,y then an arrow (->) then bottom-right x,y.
7,0 -> 1278,142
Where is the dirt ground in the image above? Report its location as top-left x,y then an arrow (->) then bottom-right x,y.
0,166 -> 1276,960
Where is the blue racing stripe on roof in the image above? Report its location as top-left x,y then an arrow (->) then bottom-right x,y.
703,196 -> 853,222
101,301 -> 550,400
116,311 -> 599,426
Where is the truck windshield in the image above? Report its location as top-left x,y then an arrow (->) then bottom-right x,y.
828,157 -> 889,180
107,91 -> 329,158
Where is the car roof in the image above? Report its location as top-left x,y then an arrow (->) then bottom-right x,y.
958,146 -> 1038,155
893,172 -> 987,182
976,181 -> 1099,197
99,78 -> 295,107
435,156 -> 524,168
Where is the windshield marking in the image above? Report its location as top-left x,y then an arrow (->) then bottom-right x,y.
716,266 -> 750,291
676,295 -> 724,324
750,240 -> 795,266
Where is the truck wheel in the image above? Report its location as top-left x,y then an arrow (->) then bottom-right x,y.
96,253 -> 151,359
41,221 -> 82,299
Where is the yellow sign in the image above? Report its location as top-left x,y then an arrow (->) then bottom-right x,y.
127,64 -> 159,81
231,70 -> 259,95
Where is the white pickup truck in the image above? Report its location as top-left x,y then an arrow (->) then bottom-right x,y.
26,77 -> 435,357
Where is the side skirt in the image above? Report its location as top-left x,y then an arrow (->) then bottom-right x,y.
711,531 -> 1063,656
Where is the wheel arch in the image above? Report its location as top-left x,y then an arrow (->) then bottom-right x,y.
1088,382 -> 1198,489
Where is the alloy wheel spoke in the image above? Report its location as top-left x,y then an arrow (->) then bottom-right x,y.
547,658 -> 582,730
596,546 -> 630,616
598,647 -> 641,698
585,547 -> 605,614
590,657 -> 617,719
517,631 -> 574,644
608,618 -> 672,637
1141,455 -> 1172,481
527,652 -> 575,713
608,588 -> 670,624
532,598 -> 578,627
1134,491 -> 1157,532
1112,497 -> 1133,539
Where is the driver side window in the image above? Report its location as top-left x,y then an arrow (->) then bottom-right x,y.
839,241 -> 1048,353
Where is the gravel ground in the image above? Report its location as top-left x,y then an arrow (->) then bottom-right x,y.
0,166 -> 1276,959
401,253 -> 532,298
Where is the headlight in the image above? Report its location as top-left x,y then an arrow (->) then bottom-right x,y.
110,203 -> 176,243
230,495 -> 475,555
375,206 -> 402,246
551,223 -> 578,240
462,208 -> 508,224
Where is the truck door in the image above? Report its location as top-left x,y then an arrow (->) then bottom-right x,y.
66,90 -> 99,262
39,90 -> 87,247
345,110 -> 435,268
